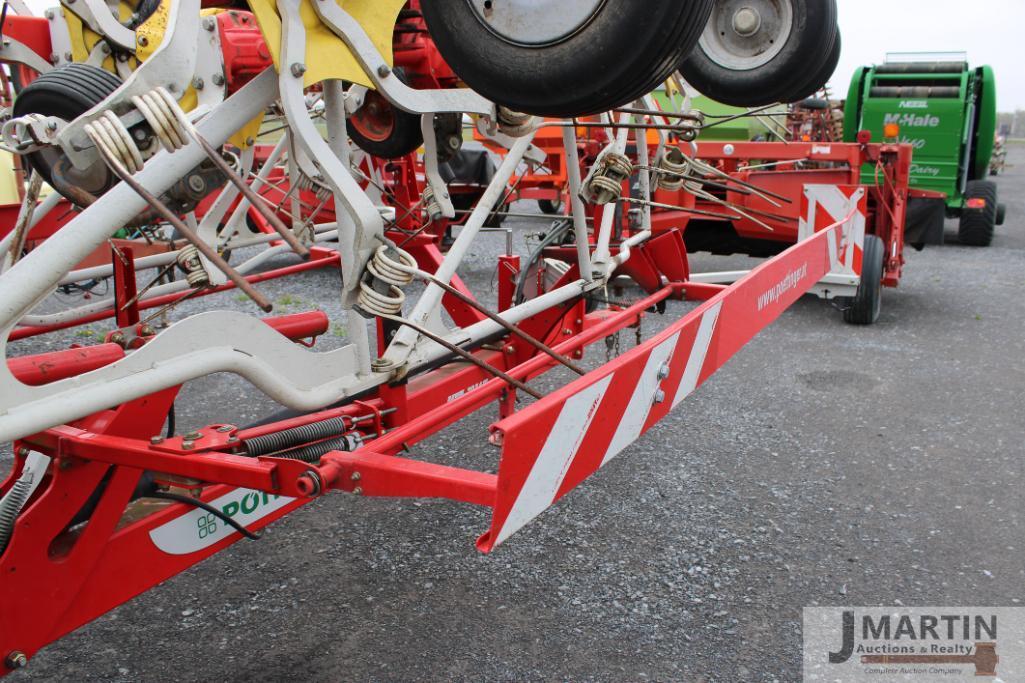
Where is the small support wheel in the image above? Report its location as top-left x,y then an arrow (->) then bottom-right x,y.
843,234 -> 884,326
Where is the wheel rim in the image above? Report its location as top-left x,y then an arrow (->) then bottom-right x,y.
466,0 -> 607,47
698,0 -> 794,71
350,91 -> 396,143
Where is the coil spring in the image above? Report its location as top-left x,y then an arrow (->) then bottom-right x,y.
296,172 -> 332,202
274,433 -> 364,464
244,416 -> 349,457
583,152 -> 633,205
357,245 -> 417,317
84,87 -> 191,174
422,185 -> 443,221
0,476 -> 34,555
658,148 -> 690,191
83,110 -> 145,173
176,244 -> 210,288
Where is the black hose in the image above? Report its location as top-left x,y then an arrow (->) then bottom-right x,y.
145,491 -> 261,540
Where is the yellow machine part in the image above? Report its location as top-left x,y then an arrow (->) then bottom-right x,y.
65,1 -> 139,71
247,0 -> 404,89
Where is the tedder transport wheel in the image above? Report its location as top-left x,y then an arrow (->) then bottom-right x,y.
13,63 -> 123,199
678,0 -> 838,107
348,79 -> 424,159
843,234 -> 884,325
785,30 -> 841,103
419,0 -> 714,117
958,180 -> 999,247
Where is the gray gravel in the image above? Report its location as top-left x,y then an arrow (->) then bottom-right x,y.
4,145 -> 1025,682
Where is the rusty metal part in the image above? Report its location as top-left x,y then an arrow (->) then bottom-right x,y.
189,132 -> 310,258
94,145 -> 273,312
417,272 -> 586,377
379,312 -> 543,400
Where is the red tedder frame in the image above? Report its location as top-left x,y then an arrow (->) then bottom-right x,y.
0,202 -> 858,670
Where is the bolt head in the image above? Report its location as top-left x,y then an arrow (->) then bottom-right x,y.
351,472 -> 362,482
657,363 -> 671,380
376,64 -> 391,78
182,440 -> 195,451
192,77 -> 205,90
216,425 -> 235,433
290,62 -> 306,78
137,36 -> 148,47
150,436 -> 165,445
202,17 -> 216,31
652,389 -> 666,405
185,431 -> 203,441
5,652 -> 27,670
353,486 -> 363,496
16,447 -> 29,458
211,73 -> 225,86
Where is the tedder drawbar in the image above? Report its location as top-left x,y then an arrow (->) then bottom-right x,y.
0,0 -> 866,672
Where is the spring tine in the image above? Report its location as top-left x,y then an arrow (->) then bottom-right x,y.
94,144 -> 273,312
189,132 -> 310,259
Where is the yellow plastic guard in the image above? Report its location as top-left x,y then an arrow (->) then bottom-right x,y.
247,0 -> 404,88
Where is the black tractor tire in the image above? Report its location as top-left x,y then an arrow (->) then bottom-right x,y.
679,0 -> 838,107
784,30 -> 841,102
13,63 -> 123,197
996,202 -> 1006,227
958,180 -> 998,247
843,233 -> 884,325
538,198 -> 564,215
347,86 -> 424,159
420,0 -> 714,117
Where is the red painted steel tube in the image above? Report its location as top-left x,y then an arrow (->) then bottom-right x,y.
7,344 -> 126,386
9,253 -> 339,340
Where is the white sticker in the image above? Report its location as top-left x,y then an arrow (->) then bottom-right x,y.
149,488 -> 295,555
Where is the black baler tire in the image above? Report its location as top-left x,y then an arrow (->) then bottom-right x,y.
13,63 -> 123,194
958,180 -> 998,247
843,234 -> 884,325
785,30 -> 841,103
419,0 -> 714,117
679,0 -> 838,107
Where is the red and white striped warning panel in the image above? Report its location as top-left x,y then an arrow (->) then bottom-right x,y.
799,184 -> 867,278
478,214 -> 853,551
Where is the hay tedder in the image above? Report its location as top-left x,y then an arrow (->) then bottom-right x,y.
0,0 -> 881,671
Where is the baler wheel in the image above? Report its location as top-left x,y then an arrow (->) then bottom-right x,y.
958,180 -> 998,247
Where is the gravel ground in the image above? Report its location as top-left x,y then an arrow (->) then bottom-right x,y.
4,145 -> 1024,682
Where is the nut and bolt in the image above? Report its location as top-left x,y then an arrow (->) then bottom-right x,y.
290,62 -> 306,78
245,136 -> 254,146
182,440 -> 195,451
192,76 -> 205,90
211,73 -> 225,87
137,36 -> 148,47
16,447 -> 29,457
376,64 -> 391,78
184,431 -> 203,441
5,652 -> 27,670
351,472 -> 362,482
652,389 -> 666,405
657,363 -> 671,380
150,435 -> 165,445
216,425 -> 235,433
202,17 -> 216,31
352,486 -> 363,496
139,325 -> 155,337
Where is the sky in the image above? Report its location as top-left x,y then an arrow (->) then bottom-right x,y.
828,0 -> 1025,111
19,0 -> 1025,111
